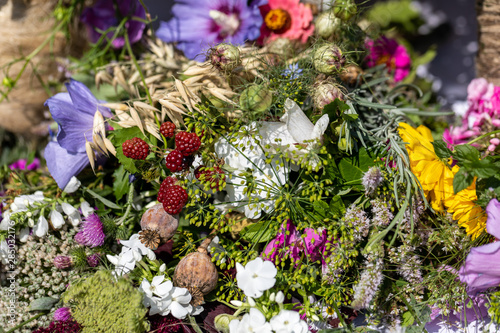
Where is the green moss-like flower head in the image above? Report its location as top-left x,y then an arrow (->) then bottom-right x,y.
62,270 -> 149,333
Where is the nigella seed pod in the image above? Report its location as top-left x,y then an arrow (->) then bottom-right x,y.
239,84 -> 273,113
313,43 -> 346,75
173,237 -> 218,306
207,43 -> 241,72
315,11 -> 341,39
139,204 -> 179,250
312,82 -> 345,110
333,0 -> 357,22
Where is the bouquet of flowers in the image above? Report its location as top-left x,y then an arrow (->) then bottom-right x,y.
1,0 -> 499,332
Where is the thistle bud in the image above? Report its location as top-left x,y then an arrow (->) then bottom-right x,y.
315,11 -> 341,39
214,314 -> 238,333
239,84 -> 273,113
334,0 -> 357,22
54,255 -> 72,269
207,43 -> 241,72
313,44 -> 346,75
313,82 -> 344,110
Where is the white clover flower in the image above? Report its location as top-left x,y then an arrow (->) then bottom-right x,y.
270,310 -> 309,333
140,276 -> 173,298
33,215 -> 49,237
229,308 -> 273,333
50,209 -> 65,229
236,257 -> 277,298
61,202 -> 81,227
168,287 -> 193,319
63,176 -> 81,194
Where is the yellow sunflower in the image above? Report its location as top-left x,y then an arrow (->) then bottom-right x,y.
398,122 -> 455,212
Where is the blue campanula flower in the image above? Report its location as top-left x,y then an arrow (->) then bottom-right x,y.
157,0 -> 267,60
44,80 -> 112,189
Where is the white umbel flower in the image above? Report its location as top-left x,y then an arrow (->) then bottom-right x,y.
236,257 -> 277,298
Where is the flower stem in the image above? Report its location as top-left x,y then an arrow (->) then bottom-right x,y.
117,182 -> 135,225
188,315 -> 203,333
5,313 -> 45,333
466,129 -> 500,145
124,31 -> 153,106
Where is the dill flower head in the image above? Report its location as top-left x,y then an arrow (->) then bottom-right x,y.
398,122 -> 455,212
74,213 -> 105,248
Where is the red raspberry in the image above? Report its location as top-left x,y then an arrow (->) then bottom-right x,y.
161,185 -> 188,215
165,149 -> 188,172
122,137 -> 149,160
160,122 -> 176,138
175,132 -> 201,156
194,165 -> 226,190
157,177 -> 178,203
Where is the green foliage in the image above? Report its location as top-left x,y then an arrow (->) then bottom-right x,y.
62,270 -> 149,333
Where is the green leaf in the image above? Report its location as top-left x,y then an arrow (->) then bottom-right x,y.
341,113 -> 358,121
110,127 -> 149,174
113,165 -> 129,201
322,98 -> 350,120
313,200 -> 329,218
470,159 -> 500,179
241,221 -> 274,243
453,168 -> 474,194
432,140 -> 451,159
452,144 -> 480,165
329,195 -> 345,219
28,297 -> 58,311
84,187 -> 122,209
402,311 -> 415,327
338,148 -> 376,189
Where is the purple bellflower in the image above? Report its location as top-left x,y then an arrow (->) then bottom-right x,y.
81,0 -> 146,49
157,0 -> 266,60
44,79 -> 112,189
459,198 -> 500,294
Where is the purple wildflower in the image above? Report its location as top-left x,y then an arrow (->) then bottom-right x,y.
362,166 -> 383,196
459,198 -> 500,294
81,0 -> 146,49
54,256 -> 72,269
54,307 -> 72,322
9,158 -> 41,171
75,213 -> 106,248
371,199 -> 394,227
343,204 -> 370,241
87,253 -> 101,267
157,0 -> 265,60
44,80 -> 112,189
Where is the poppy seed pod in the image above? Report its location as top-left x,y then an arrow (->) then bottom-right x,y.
340,64 -> 362,85
173,237 -> 218,306
139,204 -> 179,250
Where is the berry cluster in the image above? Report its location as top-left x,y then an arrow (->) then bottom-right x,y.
160,122 -> 176,138
164,131 -> 201,173
122,137 -> 149,160
157,178 -> 188,215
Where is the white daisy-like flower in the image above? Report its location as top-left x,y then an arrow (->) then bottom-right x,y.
270,309 -> 309,333
236,257 -> 277,298
168,287 -> 193,319
229,308 -> 273,333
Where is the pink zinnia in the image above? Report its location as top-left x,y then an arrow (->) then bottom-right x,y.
258,0 -> 314,44
74,213 -> 105,248
365,36 -> 411,82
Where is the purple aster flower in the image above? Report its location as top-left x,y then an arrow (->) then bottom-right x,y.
44,79 -> 112,189
53,307 -> 72,322
81,0 -> 146,49
157,0 -> 266,60
87,253 -> 101,267
9,158 -> 41,171
459,198 -> 500,294
54,256 -> 72,269
75,213 -> 106,248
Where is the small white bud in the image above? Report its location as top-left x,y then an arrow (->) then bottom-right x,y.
276,291 -> 285,304
28,218 -> 35,227
312,314 -> 320,321
247,297 -> 256,307
230,300 -> 243,307
159,263 -> 166,273
269,292 -> 276,302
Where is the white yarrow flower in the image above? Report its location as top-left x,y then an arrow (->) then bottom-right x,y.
229,308 -> 273,333
236,257 -> 277,298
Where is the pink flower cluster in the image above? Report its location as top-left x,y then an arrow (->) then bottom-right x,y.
444,78 -> 500,151
365,36 -> 411,82
262,221 -> 329,266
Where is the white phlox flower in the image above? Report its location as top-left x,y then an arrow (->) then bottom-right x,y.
107,249 -> 137,277
168,287 -> 193,319
121,233 -> 156,260
140,275 -> 173,298
229,308 -> 273,333
270,309 -> 309,333
236,257 -> 277,298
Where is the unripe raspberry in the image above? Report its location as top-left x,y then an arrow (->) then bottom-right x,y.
175,132 -> 201,156
122,137 -> 150,160
160,121 -> 176,138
